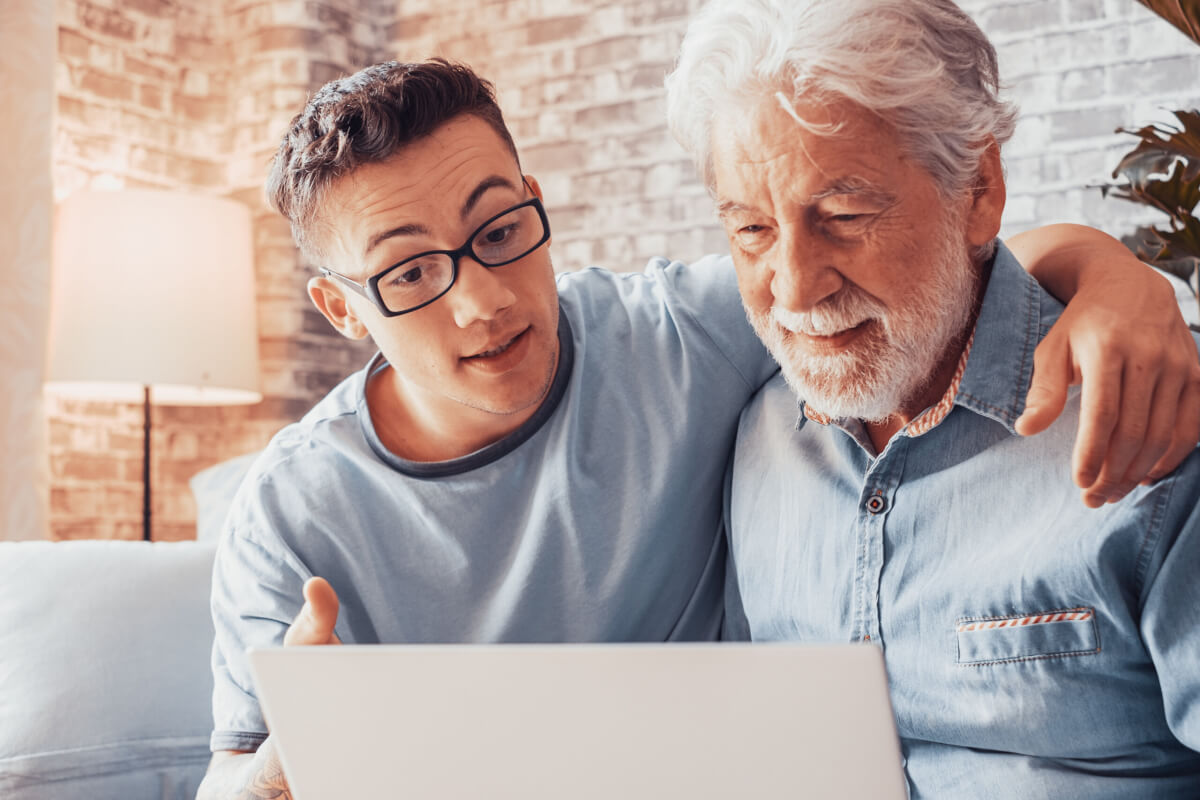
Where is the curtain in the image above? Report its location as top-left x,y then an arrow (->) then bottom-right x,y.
0,1 -> 54,540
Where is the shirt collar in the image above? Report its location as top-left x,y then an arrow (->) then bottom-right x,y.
801,328 -> 974,437
954,240 -> 1064,435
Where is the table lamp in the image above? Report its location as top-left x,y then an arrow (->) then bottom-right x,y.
46,190 -> 262,541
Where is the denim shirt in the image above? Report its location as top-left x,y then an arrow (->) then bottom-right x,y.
727,243 -> 1200,798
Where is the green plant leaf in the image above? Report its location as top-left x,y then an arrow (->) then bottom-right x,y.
1137,0 -> 1200,46
1112,110 -> 1200,184
1111,160 -> 1200,218
1124,218 -> 1200,284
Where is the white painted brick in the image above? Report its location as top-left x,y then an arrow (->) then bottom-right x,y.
182,68 -> 209,95
591,5 -> 627,37
537,109 -> 572,139
1100,0 -> 1137,21
1059,66 -> 1105,103
634,232 -> 669,258
644,161 -> 681,198
270,0 -> 309,26
592,70 -> 623,102
994,38 -> 1040,79
560,238 -> 594,270
1128,12 -> 1200,54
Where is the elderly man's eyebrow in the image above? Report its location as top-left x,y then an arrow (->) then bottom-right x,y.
363,175 -> 519,257
810,178 -> 896,204
716,181 -> 895,221
716,199 -> 758,218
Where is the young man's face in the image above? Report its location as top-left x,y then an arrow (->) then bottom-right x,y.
313,113 -> 560,429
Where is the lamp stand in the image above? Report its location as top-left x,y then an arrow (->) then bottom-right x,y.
142,384 -> 152,542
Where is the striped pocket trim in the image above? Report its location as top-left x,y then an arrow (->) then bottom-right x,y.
957,607 -> 1093,633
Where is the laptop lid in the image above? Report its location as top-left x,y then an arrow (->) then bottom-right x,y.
249,643 -> 907,799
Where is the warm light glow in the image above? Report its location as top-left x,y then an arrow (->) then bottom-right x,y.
46,190 -> 262,405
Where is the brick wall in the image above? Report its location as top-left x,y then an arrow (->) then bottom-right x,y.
49,0 -> 381,540
50,0 -> 1200,539
961,0 -> 1200,247
384,0 -> 723,274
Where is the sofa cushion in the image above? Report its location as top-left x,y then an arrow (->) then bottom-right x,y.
190,451 -> 259,542
0,540 -> 217,800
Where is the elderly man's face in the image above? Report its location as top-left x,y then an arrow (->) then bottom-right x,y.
712,95 -> 995,421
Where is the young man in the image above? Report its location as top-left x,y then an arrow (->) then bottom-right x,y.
666,0 -> 1200,795
198,59 -> 1199,798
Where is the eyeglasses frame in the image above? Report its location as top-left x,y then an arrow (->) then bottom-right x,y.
319,195 -> 551,318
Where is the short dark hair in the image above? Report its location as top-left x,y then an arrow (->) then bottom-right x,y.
266,59 -> 520,262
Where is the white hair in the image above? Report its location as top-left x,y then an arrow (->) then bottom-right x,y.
665,0 -> 1019,199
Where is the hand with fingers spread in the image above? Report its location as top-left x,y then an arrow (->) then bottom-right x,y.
1013,237 -> 1200,507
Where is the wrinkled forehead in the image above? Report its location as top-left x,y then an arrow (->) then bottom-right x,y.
709,94 -> 903,205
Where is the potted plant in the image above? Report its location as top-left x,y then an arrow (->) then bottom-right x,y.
1104,0 -> 1200,333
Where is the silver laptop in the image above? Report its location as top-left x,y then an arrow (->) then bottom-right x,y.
249,643 -> 907,799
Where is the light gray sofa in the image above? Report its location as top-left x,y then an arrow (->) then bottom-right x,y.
0,539 -> 218,799
0,447 -> 258,799
0,452 -> 260,799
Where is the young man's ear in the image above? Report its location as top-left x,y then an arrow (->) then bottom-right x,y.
964,137 -> 1006,249
523,173 -> 544,201
523,174 -> 550,245
308,276 -> 370,340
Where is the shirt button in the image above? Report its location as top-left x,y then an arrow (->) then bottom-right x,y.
865,494 -> 888,514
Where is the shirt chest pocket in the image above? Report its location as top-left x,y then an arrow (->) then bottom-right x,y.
955,607 -> 1099,666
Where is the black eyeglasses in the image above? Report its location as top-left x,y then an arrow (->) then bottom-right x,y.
320,196 -> 551,317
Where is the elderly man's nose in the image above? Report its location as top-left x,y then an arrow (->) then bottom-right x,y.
768,230 -> 842,311
769,259 -> 840,312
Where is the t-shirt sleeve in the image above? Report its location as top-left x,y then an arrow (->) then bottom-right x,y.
647,254 -> 779,390
208,488 -> 314,752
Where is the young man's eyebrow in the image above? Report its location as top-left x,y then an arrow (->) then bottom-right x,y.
363,175 -> 519,258
365,222 -> 432,257
460,175 -> 518,221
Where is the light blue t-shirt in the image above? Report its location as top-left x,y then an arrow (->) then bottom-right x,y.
727,243 -> 1200,798
210,255 -> 777,752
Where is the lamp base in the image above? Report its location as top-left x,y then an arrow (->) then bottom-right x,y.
142,385 -> 151,542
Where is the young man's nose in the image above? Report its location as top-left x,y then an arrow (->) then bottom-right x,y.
450,256 -> 518,328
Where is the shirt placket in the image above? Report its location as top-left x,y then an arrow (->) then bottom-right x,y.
850,438 -> 907,647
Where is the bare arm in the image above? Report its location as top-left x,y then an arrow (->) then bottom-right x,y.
1007,223 -> 1200,506
196,742 -> 292,800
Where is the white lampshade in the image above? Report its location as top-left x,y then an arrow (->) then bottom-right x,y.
47,190 -> 261,405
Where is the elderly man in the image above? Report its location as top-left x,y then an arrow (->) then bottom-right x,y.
197,54 -> 1199,797
666,0 -> 1200,796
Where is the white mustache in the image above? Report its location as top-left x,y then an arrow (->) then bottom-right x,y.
771,305 -> 876,336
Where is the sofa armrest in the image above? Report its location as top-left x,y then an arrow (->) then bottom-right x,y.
0,540 -> 217,800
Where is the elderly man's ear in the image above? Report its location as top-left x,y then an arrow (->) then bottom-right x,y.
308,277 -> 370,340
965,138 -> 1006,249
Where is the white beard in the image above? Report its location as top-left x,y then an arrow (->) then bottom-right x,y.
747,221 -> 979,423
